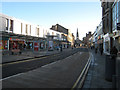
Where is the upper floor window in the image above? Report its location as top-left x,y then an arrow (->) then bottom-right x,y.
5,18 -> 9,30
30,25 -> 31,35
26,24 -> 28,35
10,20 -> 13,32
112,1 -> 120,31
21,23 -> 23,34
36,27 -> 39,36
52,32 -> 54,35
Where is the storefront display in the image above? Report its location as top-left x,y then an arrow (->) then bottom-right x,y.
103,33 -> 111,54
0,39 -> 9,50
0,40 -> 2,50
9,38 -> 25,50
34,42 -> 39,51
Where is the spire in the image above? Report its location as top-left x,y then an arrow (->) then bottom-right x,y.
76,28 -> 79,40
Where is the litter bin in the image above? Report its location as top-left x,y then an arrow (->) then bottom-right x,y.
105,54 -> 116,81
116,57 -> 120,90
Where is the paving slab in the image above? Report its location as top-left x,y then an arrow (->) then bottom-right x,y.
83,49 -> 112,89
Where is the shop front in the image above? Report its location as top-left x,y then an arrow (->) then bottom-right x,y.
34,41 -> 39,51
25,41 -> 33,50
113,30 -> 120,51
97,35 -> 103,50
9,37 -> 25,50
0,37 -> 9,51
103,33 -> 111,54
61,41 -> 68,49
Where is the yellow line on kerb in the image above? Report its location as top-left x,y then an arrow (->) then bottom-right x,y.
0,56 -> 48,66
71,52 -> 91,89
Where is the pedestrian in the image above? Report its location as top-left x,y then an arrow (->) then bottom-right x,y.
99,46 -> 103,55
95,47 -> 98,54
60,44 -> 62,52
110,46 -> 118,59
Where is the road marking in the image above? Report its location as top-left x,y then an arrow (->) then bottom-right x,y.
72,52 -> 92,89
0,72 -> 25,81
0,51 -> 85,81
41,61 -> 58,68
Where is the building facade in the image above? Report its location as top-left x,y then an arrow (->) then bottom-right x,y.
0,13 -> 74,54
101,1 -> 114,54
112,0 -> 120,51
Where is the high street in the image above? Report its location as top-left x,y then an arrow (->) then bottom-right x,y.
2,48 -> 90,88
2,48 -> 88,79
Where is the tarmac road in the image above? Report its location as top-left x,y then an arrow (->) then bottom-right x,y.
2,48 -> 90,88
2,48 -> 87,79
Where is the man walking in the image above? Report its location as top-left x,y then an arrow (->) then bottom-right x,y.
110,46 -> 118,58
99,46 -> 103,55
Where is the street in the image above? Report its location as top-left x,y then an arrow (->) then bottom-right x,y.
2,48 -> 90,88
1,1 -> 120,89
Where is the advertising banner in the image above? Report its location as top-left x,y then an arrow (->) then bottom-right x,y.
34,42 -> 39,51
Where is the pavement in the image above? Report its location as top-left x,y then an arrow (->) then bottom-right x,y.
1,48 -> 71,64
83,49 -> 112,89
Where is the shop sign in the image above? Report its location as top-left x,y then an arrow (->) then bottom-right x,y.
9,37 -> 24,41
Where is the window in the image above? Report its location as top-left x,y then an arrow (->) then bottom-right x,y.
21,23 -> 22,34
112,1 -> 120,31
10,20 -> 13,31
36,27 -> 39,36
30,25 -> 31,35
26,24 -> 28,35
52,32 -> 54,35
5,18 -> 9,30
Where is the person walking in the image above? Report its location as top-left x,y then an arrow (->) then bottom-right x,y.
110,46 -> 118,59
95,47 -> 98,54
99,46 -> 103,55
60,44 -> 62,52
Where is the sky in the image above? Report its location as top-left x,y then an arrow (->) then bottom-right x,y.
1,1 -> 102,40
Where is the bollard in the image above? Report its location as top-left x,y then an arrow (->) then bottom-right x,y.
105,54 -> 116,81
116,57 -> 120,90
112,75 -> 117,89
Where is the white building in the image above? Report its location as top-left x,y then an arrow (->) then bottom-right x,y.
0,13 -> 66,53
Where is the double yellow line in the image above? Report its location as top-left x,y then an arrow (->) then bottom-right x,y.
71,52 -> 92,89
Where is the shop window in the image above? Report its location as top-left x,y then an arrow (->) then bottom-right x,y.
6,18 -> 9,30
10,20 -> 13,32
